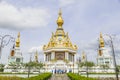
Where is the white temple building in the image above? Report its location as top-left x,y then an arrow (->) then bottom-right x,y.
4,32 -> 23,72
97,33 -> 114,68
81,51 -> 86,62
43,10 -> 78,73
8,32 -> 23,64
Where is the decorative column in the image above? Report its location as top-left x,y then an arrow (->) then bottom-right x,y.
47,54 -> 48,61
72,55 -> 74,62
74,54 -> 76,62
65,51 -> 69,60
51,52 -> 55,60
71,54 -> 73,62
44,53 -> 46,61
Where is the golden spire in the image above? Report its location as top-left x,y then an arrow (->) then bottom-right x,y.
35,51 -> 38,62
82,51 -> 86,60
99,32 -> 104,48
16,32 -> 20,47
57,9 -> 64,27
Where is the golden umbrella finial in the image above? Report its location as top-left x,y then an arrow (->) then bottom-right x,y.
18,32 -> 20,38
59,8 -> 62,16
99,32 -> 104,48
16,32 -> 20,47
57,9 -> 64,27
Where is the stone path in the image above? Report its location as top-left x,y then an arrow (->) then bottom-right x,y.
49,74 -> 70,80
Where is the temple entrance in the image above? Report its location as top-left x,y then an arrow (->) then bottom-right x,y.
55,52 -> 65,60
52,60 -> 67,74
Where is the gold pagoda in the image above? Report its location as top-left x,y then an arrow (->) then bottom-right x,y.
98,32 -> 104,56
97,32 -> 114,68
8,32 -> 23,64
43,10 -> 78,73
43,10 -> 77,51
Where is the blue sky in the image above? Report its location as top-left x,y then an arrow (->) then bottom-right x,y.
0,0 -> 120,64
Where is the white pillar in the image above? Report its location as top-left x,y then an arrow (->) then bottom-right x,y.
65,52 -> 69,60
47,54 -> 48,61
74,54 -> 76,62
72,55 -> 74,62
51,52 -> 55,60
44,53 -> 46,61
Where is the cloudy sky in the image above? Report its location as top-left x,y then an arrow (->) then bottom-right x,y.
0,0 -> 120,64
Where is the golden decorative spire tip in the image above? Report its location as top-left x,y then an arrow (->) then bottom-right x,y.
57,9 -> 64,27
16,32 -> 20,47
99,32 -> 104,48
59,8 -> 62,16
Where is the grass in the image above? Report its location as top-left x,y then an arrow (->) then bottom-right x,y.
0,73 -> 52,80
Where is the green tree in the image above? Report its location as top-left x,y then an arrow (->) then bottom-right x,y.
24,61 -> 43,73
79,61 -> 95,67
0,64 -> 4,72
100,64 -> 109,72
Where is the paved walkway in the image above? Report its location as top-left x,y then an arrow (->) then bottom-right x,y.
49,74 -> 70,80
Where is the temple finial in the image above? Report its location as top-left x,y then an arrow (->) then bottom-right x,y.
59,8 -> 62,16
57,9 -> 64,27
35,51 -> 38,62
99,32 -> 104,48
16,32 -> 20,47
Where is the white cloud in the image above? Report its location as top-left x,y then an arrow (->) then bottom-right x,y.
0,1 -> 51,30
59,0 -> 76,7
28,45 -> 43,54
28,45 -> 44,62
79,36 -> 120,64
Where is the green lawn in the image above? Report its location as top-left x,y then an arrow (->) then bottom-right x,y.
0,73 -> 52,80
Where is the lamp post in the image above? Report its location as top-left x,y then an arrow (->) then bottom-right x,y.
73,62 -> 74,73
0,35 -> 15,58
106,35 -> 119,80
73,55 -> 75,73
77,57 -> 81,74
28,52 -> 32,78
86,55 -> 88,78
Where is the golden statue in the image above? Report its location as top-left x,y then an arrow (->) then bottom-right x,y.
82,51 -> 86,60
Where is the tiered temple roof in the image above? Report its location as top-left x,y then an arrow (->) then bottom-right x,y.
43,10 -> 77,51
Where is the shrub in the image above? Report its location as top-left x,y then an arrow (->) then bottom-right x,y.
67,73 -> 97,80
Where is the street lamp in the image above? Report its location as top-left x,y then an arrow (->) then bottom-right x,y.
0,35 -> 15,58
86,55 -> 88,78
73,55 -> 75,73
77,57 -> 81,74
28,52 -> 32,78
106,35 -> 119,80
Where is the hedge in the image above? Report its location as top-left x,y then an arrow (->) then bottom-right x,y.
67,73 -> 97,80
0,73 -> 52,80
